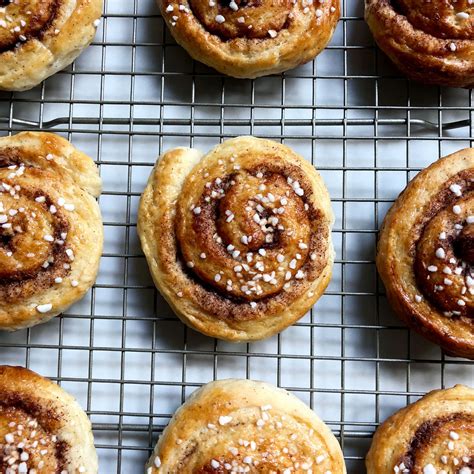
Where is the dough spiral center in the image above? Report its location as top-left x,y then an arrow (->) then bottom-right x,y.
413,171 -> 474,318
176,163 -> 322,303
0,164 -> 71,303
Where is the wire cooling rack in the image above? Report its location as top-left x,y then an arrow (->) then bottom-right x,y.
1,0 -> 473,473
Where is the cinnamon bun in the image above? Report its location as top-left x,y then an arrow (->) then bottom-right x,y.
138,136 -> 334,342
146,379 -> 346,473
365,0 -> 474,88
157,0 -> 340,78
366,384 -> 474,474
0,365 -> 98,474
377,148 -> 474,359
0,131 -> 103,331
0,0 -> 103,91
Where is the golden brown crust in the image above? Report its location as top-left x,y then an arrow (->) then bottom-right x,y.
157,0 -> 340,78
365,0 -> 474,88
145,379 -> 346,474
376,148 -> 474,359
366,385 -> 474,474
138,136 -> 334,342
0,0 -> 103,91
0,131 -> 103,331
0,365 -> 98,473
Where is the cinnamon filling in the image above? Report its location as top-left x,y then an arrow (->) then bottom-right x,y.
455,224 -> 474,266
188,0 -> 292,39
0,397 -> 68,473
395,414 -> 474,473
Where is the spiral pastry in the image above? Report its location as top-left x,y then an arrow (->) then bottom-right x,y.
0,365 -> 98,474
365,0 -> 474,88
377,148 -> 474,359
0,132 -> 102,331
157,0 -> 340,78
146,379 -> 346,474
366,384 -> 474,474
0,0 -> 103,91
138,136 -> 334,342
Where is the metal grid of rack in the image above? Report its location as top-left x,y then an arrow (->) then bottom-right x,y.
0,0 -> 473,472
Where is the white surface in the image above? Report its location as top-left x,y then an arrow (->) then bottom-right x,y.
0,0 -> 473,473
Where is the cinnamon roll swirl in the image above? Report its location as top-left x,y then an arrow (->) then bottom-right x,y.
146,379 -> 346,474
377,148 -> 474,359
157,0 -> 340,78
0,132 -> 102,331
0,0 -> 103,91
138,136 -> 334,342
365,0 -> 474,88
0,365 -> 98,474
366,384 -> 474,474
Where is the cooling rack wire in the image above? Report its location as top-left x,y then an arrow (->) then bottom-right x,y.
0,0 -> 473,473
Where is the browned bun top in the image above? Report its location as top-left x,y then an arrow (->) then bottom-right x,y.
138,136 -> 334,341
146,379 -> 346,473
376,149 -> 474,358
0,131 -> 102,332
0,0 -> 60,52
157,0 -> 340,78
